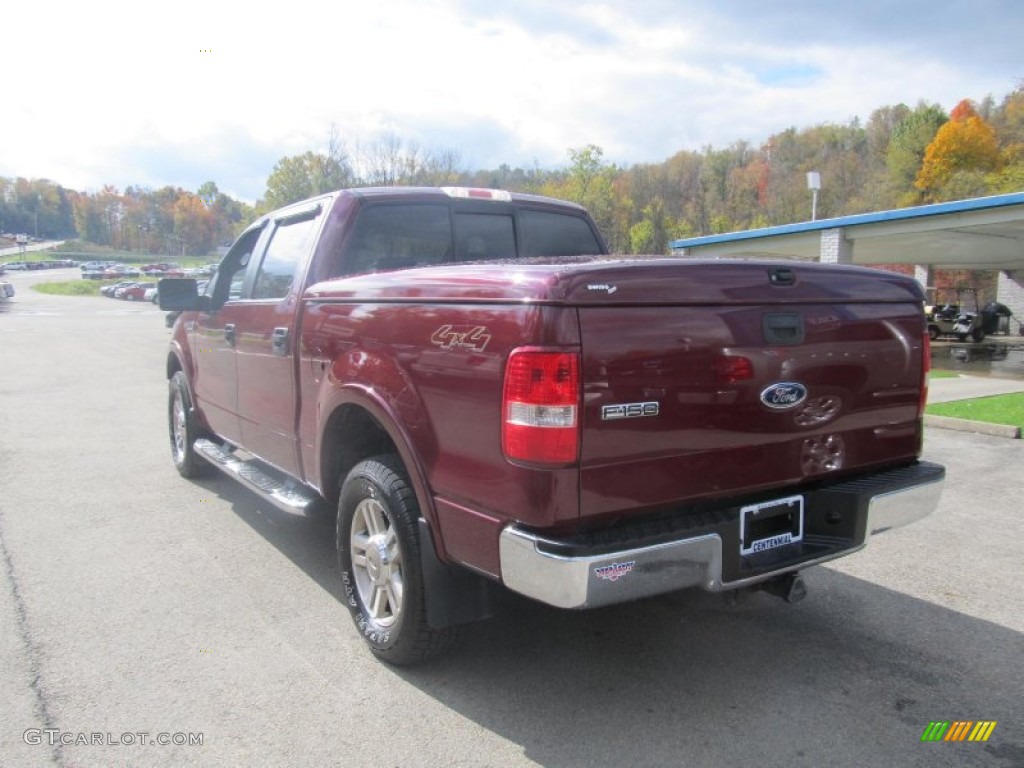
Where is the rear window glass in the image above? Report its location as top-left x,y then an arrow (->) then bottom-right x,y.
340,202 -> 604,275
454,213 -> 516,261
519,210 -> 601,257
342,205 -> 451,274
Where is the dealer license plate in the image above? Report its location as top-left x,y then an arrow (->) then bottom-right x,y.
740,495 -> 804,556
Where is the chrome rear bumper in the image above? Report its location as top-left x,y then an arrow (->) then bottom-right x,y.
499,461 -> 944,610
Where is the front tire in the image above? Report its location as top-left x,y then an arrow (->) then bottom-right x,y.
168,371 -> 212,478
337,456 -> 456,665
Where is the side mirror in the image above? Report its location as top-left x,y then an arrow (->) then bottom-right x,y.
158,278 -> 210,311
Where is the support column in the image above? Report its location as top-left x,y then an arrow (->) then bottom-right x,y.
997,270 -> 1024,323
914,265 -> 935,299
819,228 -> 852,264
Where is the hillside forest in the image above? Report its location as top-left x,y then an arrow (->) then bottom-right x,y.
1,89 -> 1022,260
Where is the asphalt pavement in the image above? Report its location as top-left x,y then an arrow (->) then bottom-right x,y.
1,269 -> 1022,768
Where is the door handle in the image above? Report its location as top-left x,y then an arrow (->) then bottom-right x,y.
224,323 -> 236,346
272,327 -> 289,356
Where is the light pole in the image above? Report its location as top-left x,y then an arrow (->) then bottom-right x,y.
807,171 -> 821,221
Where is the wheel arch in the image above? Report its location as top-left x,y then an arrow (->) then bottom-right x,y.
318,389 -> 443,556
165,338 -> 192,380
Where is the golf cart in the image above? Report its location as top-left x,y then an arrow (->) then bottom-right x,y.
926,289 -> 986,343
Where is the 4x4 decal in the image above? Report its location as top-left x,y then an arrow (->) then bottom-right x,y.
430,324 -> 492,352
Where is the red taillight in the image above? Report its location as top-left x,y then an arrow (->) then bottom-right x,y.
502,349 -> 580,464
919,331 -> 931,418
715,355 -> 754,384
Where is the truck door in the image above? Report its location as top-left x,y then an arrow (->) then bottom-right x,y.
234,204 -> 323,476
191,225 -> 267,444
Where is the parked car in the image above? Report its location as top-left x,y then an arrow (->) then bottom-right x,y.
145,286 -> 159,303
101,281 -> 137,297
120,282 -> 156,301
102,265 -> 141,279
81,261 -> 115,272
113,282 -> 141,299
2,262 -> 29,271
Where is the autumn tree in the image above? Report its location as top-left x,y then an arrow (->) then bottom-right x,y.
986,88 -> 1024,194
915,99 -> 1000,201
71,192 -> 107,244
197,181 -> 253,245
173,193 -> 217,255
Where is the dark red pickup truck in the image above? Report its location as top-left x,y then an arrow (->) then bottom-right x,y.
160,186 -> 944,664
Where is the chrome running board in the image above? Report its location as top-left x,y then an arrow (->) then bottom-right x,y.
194,439 -> 321,515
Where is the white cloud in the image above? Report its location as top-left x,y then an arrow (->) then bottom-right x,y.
1,0 -> 1019,201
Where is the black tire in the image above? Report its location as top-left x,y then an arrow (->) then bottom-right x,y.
927,325 -> 940,341
337,456 -> 457,665
168,371 -> 213,478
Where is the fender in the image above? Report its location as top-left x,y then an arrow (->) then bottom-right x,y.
166,327 -> 211,433
316,350 -> 449,561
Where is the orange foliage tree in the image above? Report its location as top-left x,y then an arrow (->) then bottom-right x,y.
915,99 -> 1000,199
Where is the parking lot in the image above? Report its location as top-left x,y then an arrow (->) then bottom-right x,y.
1,269 -> 1021,767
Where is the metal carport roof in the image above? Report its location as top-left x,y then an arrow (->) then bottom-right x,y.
670,192 -> 1024,270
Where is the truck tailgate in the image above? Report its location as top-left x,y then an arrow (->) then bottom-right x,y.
575,261 -> 927,518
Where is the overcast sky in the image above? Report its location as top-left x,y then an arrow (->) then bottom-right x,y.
2,0 -> 1021,202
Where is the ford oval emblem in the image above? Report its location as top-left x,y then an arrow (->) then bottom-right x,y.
760,382 -> 808,410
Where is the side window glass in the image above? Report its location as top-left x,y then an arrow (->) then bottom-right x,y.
341,205 -> 451,275
229,259 -> 248,300
453,213 -> 516,261
519,210 -> 602,257
252,214 -> 319,300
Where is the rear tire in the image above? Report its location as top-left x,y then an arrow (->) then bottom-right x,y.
337,456 -> 457,665
169,371 -> 213,478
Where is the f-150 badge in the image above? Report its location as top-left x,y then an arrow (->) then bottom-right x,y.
430,325 -> 491,352
601,401 -> 660,420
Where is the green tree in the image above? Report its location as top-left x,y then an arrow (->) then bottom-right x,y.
553,145 -> 628,250
887,102 -> 948,195
262,150 -> 353,210
628,199 -> 670,254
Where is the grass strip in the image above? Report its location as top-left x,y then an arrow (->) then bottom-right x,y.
33,280 -> 105,296
926,393 -> 1024,428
